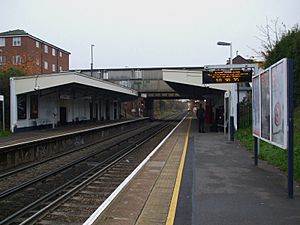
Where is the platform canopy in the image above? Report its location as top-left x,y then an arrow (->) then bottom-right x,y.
11,72 -> 138,97
9,72 -> 138,132
162,69 -> 231,99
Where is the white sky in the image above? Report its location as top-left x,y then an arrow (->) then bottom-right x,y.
2,0 -> 300,69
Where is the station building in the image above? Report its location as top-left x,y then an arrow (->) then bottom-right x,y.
9,72 -> 138,132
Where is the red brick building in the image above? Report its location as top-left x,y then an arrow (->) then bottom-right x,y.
0,29 -> 70,75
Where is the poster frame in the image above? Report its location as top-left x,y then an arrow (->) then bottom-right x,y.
252,58 -> 288,150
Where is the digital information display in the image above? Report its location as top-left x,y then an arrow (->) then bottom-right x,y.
202,70 -> 252,84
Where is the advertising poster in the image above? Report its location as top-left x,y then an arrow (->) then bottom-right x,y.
260,71 -> 270,140
252,58 -> 289,150
271,62 -> 285,147
252,76 -> 260,136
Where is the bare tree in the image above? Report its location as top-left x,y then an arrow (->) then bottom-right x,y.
253,17 -> 287,59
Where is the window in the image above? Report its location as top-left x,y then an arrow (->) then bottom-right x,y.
12,37 -> 21,46
17,94 -> 27,120
52,48 -> 56,56
52,64 -> 56,72
103,71 -> 109,79
44,61 -> 48,70
44,45 -> 48,53
134,70 -> 142,79
59,51 -> 62,57
59,66 -> 62,72
35,41 -> 40,48
36,58 -> 40,66
0,56 -> 6,65
30,94 -> 38,119
0,38 -> 5,47
13,55 -> 21,64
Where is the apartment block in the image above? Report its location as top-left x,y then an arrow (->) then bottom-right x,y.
0,29 -> 70,75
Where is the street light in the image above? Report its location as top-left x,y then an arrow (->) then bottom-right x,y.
217,41 -> 232,65
91,44 -> 95,76
217,41 -> 236,139
217,40 -> 240,131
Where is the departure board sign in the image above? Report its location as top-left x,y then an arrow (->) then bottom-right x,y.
202,70 -> 252,84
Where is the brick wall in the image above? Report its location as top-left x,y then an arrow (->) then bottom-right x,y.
0,35 -> 70,75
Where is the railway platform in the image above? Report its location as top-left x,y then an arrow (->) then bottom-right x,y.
0,118 -> 150,171
90,117 -> 300,225
0,119 -> 135,148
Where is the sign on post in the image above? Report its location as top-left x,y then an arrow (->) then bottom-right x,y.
202,69 -> 252,84
0,95 -> 4,131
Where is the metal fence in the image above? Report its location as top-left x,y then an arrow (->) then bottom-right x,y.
239,100 -> 252,129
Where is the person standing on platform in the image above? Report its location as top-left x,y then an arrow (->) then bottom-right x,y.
197,104 -> 205,133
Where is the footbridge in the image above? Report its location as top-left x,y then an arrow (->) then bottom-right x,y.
78,67 -> 230,100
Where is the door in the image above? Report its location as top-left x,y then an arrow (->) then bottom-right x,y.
60,107 -> 67,125
89,103 -> 93,121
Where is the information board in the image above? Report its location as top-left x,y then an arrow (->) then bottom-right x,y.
202,70 -> 252,84
252,58 -> 288,149
271,62 -> 286,146
261,71 -> 270,140
252,76 -> 260,136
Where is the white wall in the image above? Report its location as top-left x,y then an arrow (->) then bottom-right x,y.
16,92 -> 58,129
39,92 -> 58,125
14,93 -> 94,130
72,98 -> 90,122
229,84 -> 250,130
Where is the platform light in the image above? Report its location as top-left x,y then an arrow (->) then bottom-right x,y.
91,44 -> 95,76
217,40 -> 235,138
217,41 -> 232,65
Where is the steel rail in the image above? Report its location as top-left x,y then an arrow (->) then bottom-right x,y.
0,122 -> 159,200
0,120 -> 152,179
19,117 -> 180,225
0,115 -> 184,225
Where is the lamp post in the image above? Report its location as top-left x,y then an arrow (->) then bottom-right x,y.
217,41 -> 240,131
90,44 -> 95,76
217,41 -> 232,65
217,41 -> 237,139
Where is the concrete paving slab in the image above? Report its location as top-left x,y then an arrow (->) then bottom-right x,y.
175,119 -> 300,225
93,119 -> 189,225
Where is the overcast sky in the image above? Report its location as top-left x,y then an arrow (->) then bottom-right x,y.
2,0 -> 300,69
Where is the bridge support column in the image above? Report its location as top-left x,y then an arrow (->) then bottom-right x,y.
144,99 -> 154,120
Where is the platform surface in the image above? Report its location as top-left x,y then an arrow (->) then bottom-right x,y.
175,119 -> 300,225
90,117 -> 300,225
0,119 -> 131,148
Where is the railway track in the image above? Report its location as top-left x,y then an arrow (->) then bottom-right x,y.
0,114 -> 185,225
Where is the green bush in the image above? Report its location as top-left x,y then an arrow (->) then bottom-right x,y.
264,26 -> 300,107
0,130 -> 11,137
0,67 -> 25,130
236,107 -> 300,182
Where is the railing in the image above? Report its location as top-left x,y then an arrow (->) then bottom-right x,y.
239,100 -> 252,129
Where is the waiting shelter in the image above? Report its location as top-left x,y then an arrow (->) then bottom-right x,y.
10,72 -> 138,132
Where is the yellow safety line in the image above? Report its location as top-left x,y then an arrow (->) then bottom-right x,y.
166,118 -> 191,225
